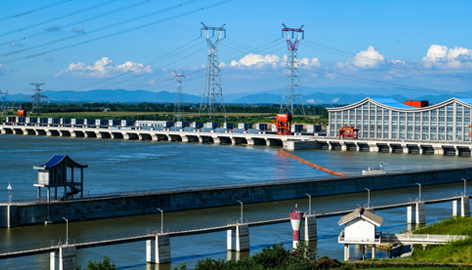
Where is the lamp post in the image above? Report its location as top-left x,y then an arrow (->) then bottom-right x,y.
305,193 -> 312,215
365,188 -> 370,208
416,183 -> 421,201
7,183 -> 12,205
462,178 -> 467,196
62,217 -> 68,246
157,208 -> 163,234
237,200 -> 243,223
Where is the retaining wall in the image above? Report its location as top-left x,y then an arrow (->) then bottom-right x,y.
1,167 -> 471,228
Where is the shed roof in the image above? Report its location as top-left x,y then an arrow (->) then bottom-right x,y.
35,155 -> 87,170
338,207 -> 383,227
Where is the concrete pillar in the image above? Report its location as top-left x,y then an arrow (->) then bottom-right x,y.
418,145 -> 423,154
453,200 -> 458,217
388,143 -> 393,153
344,244 -> 350,261
327,141 -> 332,150
146,239 -> 152,263
181,135 -> 188,142
155,235 -> 171,264
58,131 -> 64,137
227,229 -> 235,251
246,138 -> 254,145
371,246 -> 376,259
22,128 -> 28,135
433,144 -> 444,155
407,205 -> 413,224
415,202 -> 426,224
34,129 -> 39,135
461,196 -> 470,217
355,142 -> 360,151
231,138 -> 237,145
212,136 -> 221,144
50,251 -> 56,270
368,142 -> 379,152
401,143 -> 409,153
454,146 -> 459,156
166,135 -> 172,141
138,134 -> 144,140
236,224 -> 250,252
340,140 -> 346,151
304,215 -> 317,242
198,136 -> 203,143
46,130 -> 52,136
70,131 -> 76,138
59,246 -> 77,270
95,132 -> 102,139
122,133 -> 129,140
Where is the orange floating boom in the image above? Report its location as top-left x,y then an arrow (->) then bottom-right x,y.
279,149 -> 346,177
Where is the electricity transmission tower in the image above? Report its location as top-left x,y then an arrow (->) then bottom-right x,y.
199,22 -> 227,120
280,24 -> 306,118
0,89 -> 8,117
173,71 -> 185,122
29,83 -> 48,112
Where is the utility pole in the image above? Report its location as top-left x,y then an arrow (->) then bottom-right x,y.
173,71 -> 185,122
0,89 -> 8,118
29,83 -> 48,112
199,22 -> 227,121
280,24 -> 306,118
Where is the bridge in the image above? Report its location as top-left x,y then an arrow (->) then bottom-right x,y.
0,193 -> 470,269
4,123 -> 472,153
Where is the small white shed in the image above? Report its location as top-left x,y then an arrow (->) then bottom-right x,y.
338,207 -> 383,261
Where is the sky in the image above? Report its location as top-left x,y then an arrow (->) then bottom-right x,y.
1,0 -> 472,98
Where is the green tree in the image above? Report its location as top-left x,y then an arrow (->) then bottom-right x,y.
76,256 -> 116,270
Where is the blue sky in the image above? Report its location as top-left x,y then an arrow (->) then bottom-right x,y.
1,0 -> 472,97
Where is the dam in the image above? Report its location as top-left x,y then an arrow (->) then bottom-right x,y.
3,122 -> 472,154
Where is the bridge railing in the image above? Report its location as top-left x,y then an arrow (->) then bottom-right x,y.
381,233 -> 468,242
0,240 -> 56,255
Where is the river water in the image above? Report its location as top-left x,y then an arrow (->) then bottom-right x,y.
0,134 -> 471,269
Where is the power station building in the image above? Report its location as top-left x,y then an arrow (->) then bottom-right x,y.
327,97 -> 472,142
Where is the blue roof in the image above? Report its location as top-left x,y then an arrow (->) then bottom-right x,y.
37,155 -> 87,169
40,155 -> 66,168
370,97 -> 415,109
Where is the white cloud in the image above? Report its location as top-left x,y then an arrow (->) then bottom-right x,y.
422,44 -> 472,69
347,46 -> 385,68
55,57 -> 153,78
10,42 -> 21,47
230,53 -> 320,70
231,53 -> 281,68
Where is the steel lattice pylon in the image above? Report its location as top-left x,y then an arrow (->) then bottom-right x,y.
199,22 -> 227,120
29,83 -> 48,112
0,89 -> 8,118
280,24 -> 306,118
173,71 -> 185,122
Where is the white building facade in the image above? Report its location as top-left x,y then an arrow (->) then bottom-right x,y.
327,97 -> 472,142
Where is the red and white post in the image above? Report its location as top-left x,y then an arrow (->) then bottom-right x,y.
290,204 -> 303,249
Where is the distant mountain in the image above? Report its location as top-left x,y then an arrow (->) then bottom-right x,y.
9,89 -> 202,103
7,87 -> 472,105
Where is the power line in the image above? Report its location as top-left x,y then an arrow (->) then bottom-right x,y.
52,37 -> 204,91
1,0 -> 234,63
0,0 -> 73,22
2,0 -> 203,57
0,0 -> 157,48
0,0 -> 119,39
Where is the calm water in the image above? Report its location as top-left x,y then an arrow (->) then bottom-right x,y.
0,134 -> 471,269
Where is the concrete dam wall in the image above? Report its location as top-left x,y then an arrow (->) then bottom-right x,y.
1,166 -> 471,228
